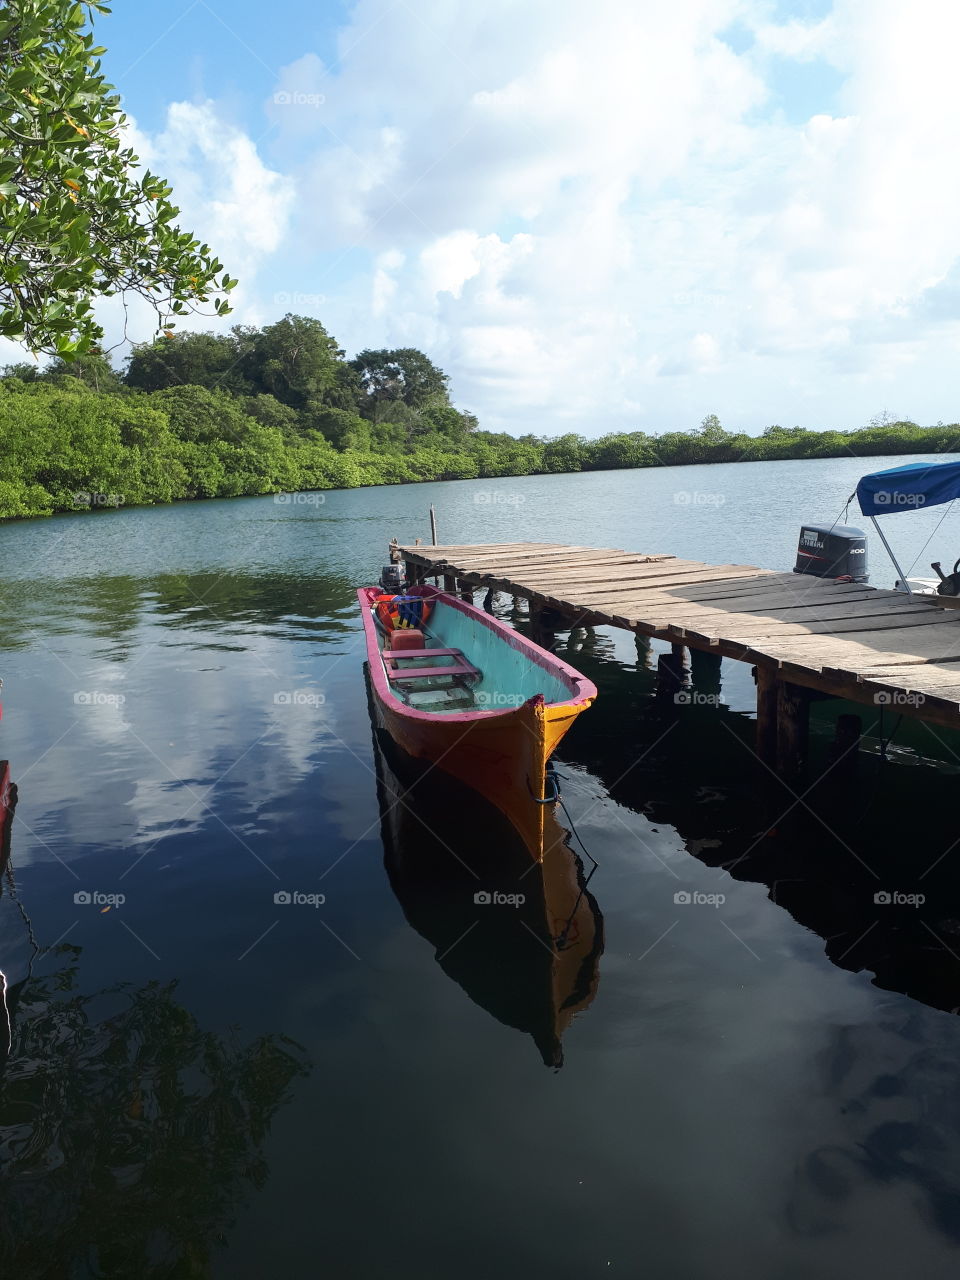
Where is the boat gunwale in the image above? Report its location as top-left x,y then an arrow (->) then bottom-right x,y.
357,585 -> 597,724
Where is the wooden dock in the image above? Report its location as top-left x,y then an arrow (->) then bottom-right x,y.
395,540 -> 960,774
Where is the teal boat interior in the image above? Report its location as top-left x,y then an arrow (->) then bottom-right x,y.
374,595 -> 572,713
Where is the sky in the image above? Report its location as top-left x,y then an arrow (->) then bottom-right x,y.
17,0 -> 960,437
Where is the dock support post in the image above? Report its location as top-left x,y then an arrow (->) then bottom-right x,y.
529,601 -> 555,650
442,573 -> 456,593
635,632 -> 652,669
483,588 -> 496,614
776,681 -> 810,781
656,649 -> 686,704
755,666 -> 778,766
459,580 -> 474,604
689,648 -> 722,695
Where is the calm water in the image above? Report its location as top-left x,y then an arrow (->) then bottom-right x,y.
3,454 -> 960,1277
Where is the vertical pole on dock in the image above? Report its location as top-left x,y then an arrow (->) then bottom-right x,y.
755,666 -> 778,766
776,681 -> 810,780
656,651 -> 685,703
429,506 -> 438,546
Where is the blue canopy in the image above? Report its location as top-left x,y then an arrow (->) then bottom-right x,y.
856,460 -> 960,516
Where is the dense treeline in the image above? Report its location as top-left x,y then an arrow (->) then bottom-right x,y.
0,315 -> 957,520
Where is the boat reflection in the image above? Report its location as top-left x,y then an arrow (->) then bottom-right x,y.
0,768 -> 27,1073
369,676 -> 604,1067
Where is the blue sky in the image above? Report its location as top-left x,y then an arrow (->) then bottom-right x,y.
39,0 -> 960,437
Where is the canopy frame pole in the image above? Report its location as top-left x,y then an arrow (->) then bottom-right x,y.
870,515 -> 912,594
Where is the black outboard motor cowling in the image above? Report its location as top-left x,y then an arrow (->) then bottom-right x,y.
794,524 -> 869,582
379,564 -> 405,592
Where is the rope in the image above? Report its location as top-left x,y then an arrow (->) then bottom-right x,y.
828,493 -> 856,533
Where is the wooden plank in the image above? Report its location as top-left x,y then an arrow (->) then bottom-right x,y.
617,610 -> 956,641
672,575 -> 895,605
581,594 -> 937,622
564,566 -> 769,596
578,587 -> 877,616
663,587 -> 885,612
767,623 -> 960,660
434,546 -> 622,565
505,557 -> 694,584
670,570 -> 813,599
400,542 -> 565,554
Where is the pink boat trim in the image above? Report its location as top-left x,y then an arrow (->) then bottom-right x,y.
357,585 -> 597,726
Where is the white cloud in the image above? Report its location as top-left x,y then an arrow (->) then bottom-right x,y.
15,0 -> 960,435
92,102 -> 297,349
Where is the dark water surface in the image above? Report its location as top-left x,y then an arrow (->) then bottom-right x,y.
3,456 -> 960,1277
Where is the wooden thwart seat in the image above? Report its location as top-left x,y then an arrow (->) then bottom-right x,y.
384,646 -> 479,682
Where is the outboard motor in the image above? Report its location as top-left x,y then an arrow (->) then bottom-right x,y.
794,524 -> 869,583
931,559 -> 960,596
379,563 -> 405,593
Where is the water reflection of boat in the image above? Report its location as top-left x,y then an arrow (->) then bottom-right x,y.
0,767 -> 25,1072
368,677 -> 603,1067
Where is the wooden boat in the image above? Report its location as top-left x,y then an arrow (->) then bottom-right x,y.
358,583 -> 597,858
369,688 -> 603,1066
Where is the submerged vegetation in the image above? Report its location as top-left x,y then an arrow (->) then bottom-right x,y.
0,316 -> 957,520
